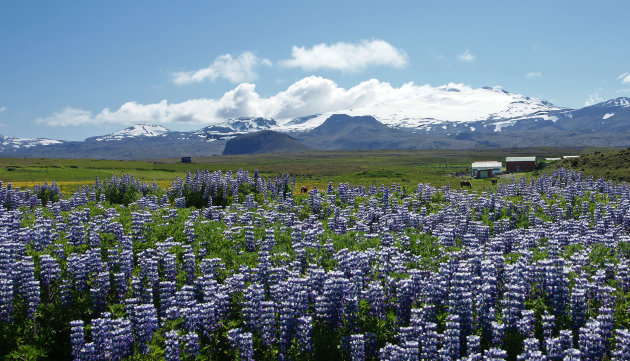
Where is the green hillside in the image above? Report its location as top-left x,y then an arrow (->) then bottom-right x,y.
542,147 -> 630,181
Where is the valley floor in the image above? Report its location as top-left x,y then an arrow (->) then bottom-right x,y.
0,147 -> 611,193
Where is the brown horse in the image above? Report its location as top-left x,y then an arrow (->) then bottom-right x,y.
300,186 -> 309,193
460,181 -> 472,188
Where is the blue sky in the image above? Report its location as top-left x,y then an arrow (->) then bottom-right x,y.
1,0 -> 629,140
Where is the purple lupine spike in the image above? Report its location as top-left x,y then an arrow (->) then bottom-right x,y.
578,320 -> 605,361
260,301 -> 276,347
181,332 -> 200,358
491,321 -> 505,348
92,313 -> 114,360
562,348 -> 582,361
379,343 -> 405,361
0,272 -> 13,322
613,328 -> 630,361
165,330 -> 180,361
24,279 -> 40,319
365,280 -> 386,319
441,314 -> 461,361
403,340 -> 419,361
111,317 -> 133,360
420,322 -> 439,361
517,310 -> 535,337
134,303 -> 159,354
483,347 -> 507,360
517,337 -> 546,361
182,246 -> 195,285
228,328 -> 254,361
70,320 -> 85,361
80,342 -> 96,361
543,311 -> 556,339
243,282 -> 265,332
466,335 -> 481,356
351,334 -> 365,361
296,316 -> 313,354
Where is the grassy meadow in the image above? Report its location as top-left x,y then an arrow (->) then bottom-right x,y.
0,147 -> 600,194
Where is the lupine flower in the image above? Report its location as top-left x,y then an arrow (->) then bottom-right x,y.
181,332 -> 200,358
70,320 -> 85,361
350,334 -> 365,361
165,330 -> 180,361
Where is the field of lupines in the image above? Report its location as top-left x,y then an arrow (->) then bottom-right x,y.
1,169 -> 630,360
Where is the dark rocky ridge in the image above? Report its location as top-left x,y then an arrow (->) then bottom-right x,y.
222,130 -> 312,155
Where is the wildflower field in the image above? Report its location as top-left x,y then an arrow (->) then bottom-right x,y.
1,162 -> 630,360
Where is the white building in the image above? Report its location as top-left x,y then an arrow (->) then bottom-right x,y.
471,161 -> 503,178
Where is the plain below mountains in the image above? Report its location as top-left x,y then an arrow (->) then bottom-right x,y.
0,96 -> 629,159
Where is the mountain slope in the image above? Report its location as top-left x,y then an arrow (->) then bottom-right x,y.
223,130 -> 312,155
87,124 -> 170,142
298,114 -> 410,150
553,97 -> 630,132
4,125 -> 225,159
544,148 -> 630,182
294,114 -> 476,150
192,117 -> 279,140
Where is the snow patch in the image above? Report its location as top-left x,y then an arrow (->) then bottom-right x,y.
0,135 -> 62,151
603,113 -> 614,120
275,83 -> 562,133
492,120 -> 517,132
95,124 -> 170,141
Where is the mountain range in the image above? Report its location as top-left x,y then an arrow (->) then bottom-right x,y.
2,91 -> 629,159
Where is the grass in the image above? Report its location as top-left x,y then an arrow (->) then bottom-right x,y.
0,147 -> 610,194
541,147 -> 630,182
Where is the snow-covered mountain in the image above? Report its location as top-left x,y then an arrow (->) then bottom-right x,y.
0,135 -> 63,152
89,124 -> 170,142
193,117 -> 278,140
1,94 -> 629,159
272,85 -> 566,134
590,97 -> 630,108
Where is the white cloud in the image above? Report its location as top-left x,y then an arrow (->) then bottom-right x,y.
526,72 -> 542,78
0,106 -> 6,112
457,50 -> 475,63
618,72 -> 630,84
38,107 -> 94,126
172,52 -> 271,85
280,39 -> 408,72
584,91 -> 603,106
38,76 -> 547,127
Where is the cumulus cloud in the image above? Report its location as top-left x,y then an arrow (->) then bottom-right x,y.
280,39 -> 407,72
38,107 -> 94,126
172,52 -> 271,85
618,72 -> 630,84
38,76 -> 537,127
457,50 -> 475,63
526,72 -> 542,78
584,91 -> 603,106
